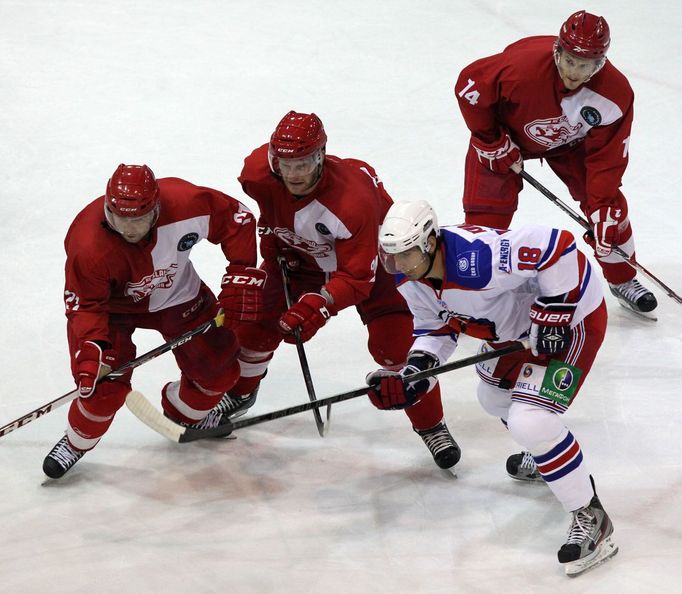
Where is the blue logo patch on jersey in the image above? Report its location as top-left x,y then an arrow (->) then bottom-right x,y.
580,106 -> 602,126
177,232 -> 199,251
315,223 -> 331,235
457,250 -> 480,277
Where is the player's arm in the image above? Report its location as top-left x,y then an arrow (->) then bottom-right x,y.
455,56 -> 521,174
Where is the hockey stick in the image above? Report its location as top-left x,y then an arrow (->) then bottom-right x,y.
512,163 -> 682,304
279,257 -> 329,437
126,340 -> 529,443
0,311 -> 225,439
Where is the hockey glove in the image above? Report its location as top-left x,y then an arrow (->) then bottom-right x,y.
219,264 -> 267,323
588,206 -> 624,258
471,132 -> 521,175
279,293 -> 333,344
366,351 -> 439,410
529,298 -> 577,357
75,340 -> 118,398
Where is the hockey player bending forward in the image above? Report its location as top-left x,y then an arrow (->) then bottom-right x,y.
454,10 -> 657,316
367,200 -> 618,575
217,110 -> 460,470
44,164 -> 266,479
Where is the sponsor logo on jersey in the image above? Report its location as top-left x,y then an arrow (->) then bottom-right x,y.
457,250 -> 479,277
177,232 -> 199,251
524,116 -> 583,149
498,238 -> 511,273
274,227 -> 333,258
580,106 -> 602,126
125,264 -> 178,302
539,360 -> 583,405
523,365 -> 533,378
315,222 -> 331,235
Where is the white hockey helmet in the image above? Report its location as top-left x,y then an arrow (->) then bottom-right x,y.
379,200 -> 439,255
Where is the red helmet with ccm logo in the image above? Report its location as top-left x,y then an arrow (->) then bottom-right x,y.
105,164 -> 160,217
268,111 -> 327,174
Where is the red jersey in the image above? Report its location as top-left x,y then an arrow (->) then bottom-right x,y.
64,177 -> 256,344
238,144 -> 393,311
455,36 -> 633,207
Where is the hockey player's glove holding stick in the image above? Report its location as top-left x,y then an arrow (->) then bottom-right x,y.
366,351 -> 439,410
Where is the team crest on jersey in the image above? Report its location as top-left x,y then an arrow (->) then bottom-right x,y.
524,116 -> 583,149
177,233 -> 199,251
580,106 -> 602,126
457,250 -> 479,277
125,264 -> 178,302
315,223 -> 331,235
274,227 -> 333,258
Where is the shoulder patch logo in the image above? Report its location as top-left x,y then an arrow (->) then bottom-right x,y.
177,232 -> 199,251
315,222 -> 331,235
580,106 -> 602,126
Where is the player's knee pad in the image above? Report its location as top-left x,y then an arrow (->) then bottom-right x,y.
79,380 -> 130,417
476,381 -> 511,420
236,320 -> 282,353
506,402 -> 566,452
366,312 -> 413,367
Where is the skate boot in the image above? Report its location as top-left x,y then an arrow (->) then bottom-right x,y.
506,451 -> 543,482
558,478 -> 618,577
43,436 -> 87,479
414,421 -> 461,470
215,385 -> 260,419
609,278 -> 657,317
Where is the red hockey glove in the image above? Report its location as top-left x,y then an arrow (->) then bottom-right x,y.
219,264 -> 267,323
529,298 -> 577,356
588,206 -> 624,257
75,341 -> 118,398
471,132 -> 521,175
279,293 -> 333,343
366,352 -> 438,410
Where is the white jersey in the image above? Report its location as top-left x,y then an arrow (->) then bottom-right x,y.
396,224 -> 603,363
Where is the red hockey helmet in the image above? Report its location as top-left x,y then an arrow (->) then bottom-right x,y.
558,11 -> 610,59
105,164 -> 160,217
268,111 -> 327,174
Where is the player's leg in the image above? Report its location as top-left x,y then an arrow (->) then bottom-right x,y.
361,273 -> 460,470
43,322 -> 136,479
157,286 -> 242,428
462,145 -> 521,229
505,302 -> 617,573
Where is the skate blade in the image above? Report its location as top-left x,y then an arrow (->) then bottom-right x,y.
564,536 -> 619,577
507,473 -> 545,483
614,298 -> 657,322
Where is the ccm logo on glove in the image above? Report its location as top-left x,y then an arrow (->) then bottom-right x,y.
221,272 -> 265,287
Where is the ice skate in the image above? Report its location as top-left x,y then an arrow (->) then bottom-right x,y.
558,486 -> 618,577
215,385 -> 260,419
43,436 -> 87,479
415,421 -> 461,472
506,451 -> 544,482
609,278 -> 657,320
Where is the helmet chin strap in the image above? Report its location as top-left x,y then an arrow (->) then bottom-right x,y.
417,238 -> 440,280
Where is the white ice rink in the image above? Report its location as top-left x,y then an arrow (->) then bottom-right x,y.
1,1 -> 681,592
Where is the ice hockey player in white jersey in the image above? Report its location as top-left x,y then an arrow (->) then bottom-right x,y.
366,200 -> 618,576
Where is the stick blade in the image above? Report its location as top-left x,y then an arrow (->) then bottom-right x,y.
125,390 -> 185,443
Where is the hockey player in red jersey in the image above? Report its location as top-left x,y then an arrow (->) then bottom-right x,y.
368,200 -> 618,576
43,164 -> 265,479
218,110 -> 460,470
454,10 -> 657,316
